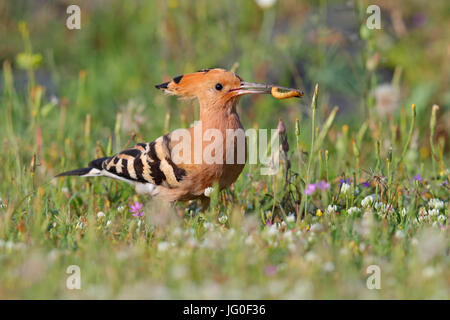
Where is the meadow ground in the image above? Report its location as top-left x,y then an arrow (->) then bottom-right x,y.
0,1 -> 448,299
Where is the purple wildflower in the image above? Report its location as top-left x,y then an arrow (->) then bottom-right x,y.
440,179 -> 448,186
339,178 -> 351,185
305,183 -> 316,195
264,265 -> 278,276
413,174 -> 423,182
129,201 -> 144,217
361,181 -> 371,188
412,12 -> 426,27
316,180 -> 330,191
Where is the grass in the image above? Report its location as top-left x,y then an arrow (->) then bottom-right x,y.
0,0 -> 449,299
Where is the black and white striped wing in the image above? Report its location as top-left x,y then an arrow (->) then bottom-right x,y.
99,136 -> 187,188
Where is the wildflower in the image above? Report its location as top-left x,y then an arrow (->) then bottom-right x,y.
375,202 -> 394,216
340,183 -> 351,195
266,224 -> 278,237
305,183 -> 316,195
117,205 -> 125,212
204,187 -> 214,197
305,180 -> 330,195
374,83 -> 399,117
106,220 -> 112,227
264,265 -> 278,276
413,174 -> 423,182
218,215 -> 228,224
282,231 -> 293,242
440,179 -> 448,186
203,222 -> 215,232
316,180 -> 330,190
428,198 -> 444,210
325,205 -> 337,214
428,209 -> 439,217
129,201 -> 144,217
394,230 -> 405,239
76,221 -> 84,229
286,215 -> 295,223
339,178 -> 351,185
361,181 -> 371,188
245,235 -> 254,245
97,211 -> 106,219
157,242 -> 170,252
310,223 -> 323,233
322,262 -> 335,272
418,206 -> 427,216
347,207 -> 361,215
400,208 -> 407,217
255,0 -> 277,10
361,195 -> 375,208
315,209 -> 323,217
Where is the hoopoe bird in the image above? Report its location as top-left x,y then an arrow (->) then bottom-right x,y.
57,68 -> 303,207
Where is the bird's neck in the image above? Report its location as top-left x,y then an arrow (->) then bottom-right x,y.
199,99 -> 242,131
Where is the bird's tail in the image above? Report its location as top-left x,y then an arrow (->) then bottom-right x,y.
56,157 -> 110,178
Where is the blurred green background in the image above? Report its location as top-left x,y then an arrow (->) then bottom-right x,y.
1,0 -> 448,137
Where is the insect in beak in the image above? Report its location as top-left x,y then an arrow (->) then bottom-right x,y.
230,81 -> 304,98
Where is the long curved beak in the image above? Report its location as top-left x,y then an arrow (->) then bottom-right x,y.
230,81 -> 304,97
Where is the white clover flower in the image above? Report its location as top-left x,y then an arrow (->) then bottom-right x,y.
117,205 -> 125,212
394,230 -> 405,239
347,207 -> 361,215
437,215 -> 446,224
245,235 -> 254,245
428,209 -> 439,217
322,262 -> 335,272
97,211 -> 106,219
267,224 -> 279,237
375,202 -> 394,216
305,251 -> 318,263
255,0 -> 277,9
203,187 -> 214,197
203,222 -> 215,232
286,215 -> 295,223
218,215 -> 228,224
157,241 -> 170,252
106,220 -> 112,227
374,202 -> 383,211
310,223 -> 323,233
428,198 -> 444,210
340,183 -> 351,195
361,195 -> 375,208
325,205 -> 338,214
282,231 -> 293,242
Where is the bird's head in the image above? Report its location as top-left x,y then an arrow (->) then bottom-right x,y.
155,68 -> 301,108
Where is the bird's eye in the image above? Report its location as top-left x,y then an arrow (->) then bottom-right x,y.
215,83 -> 223,91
